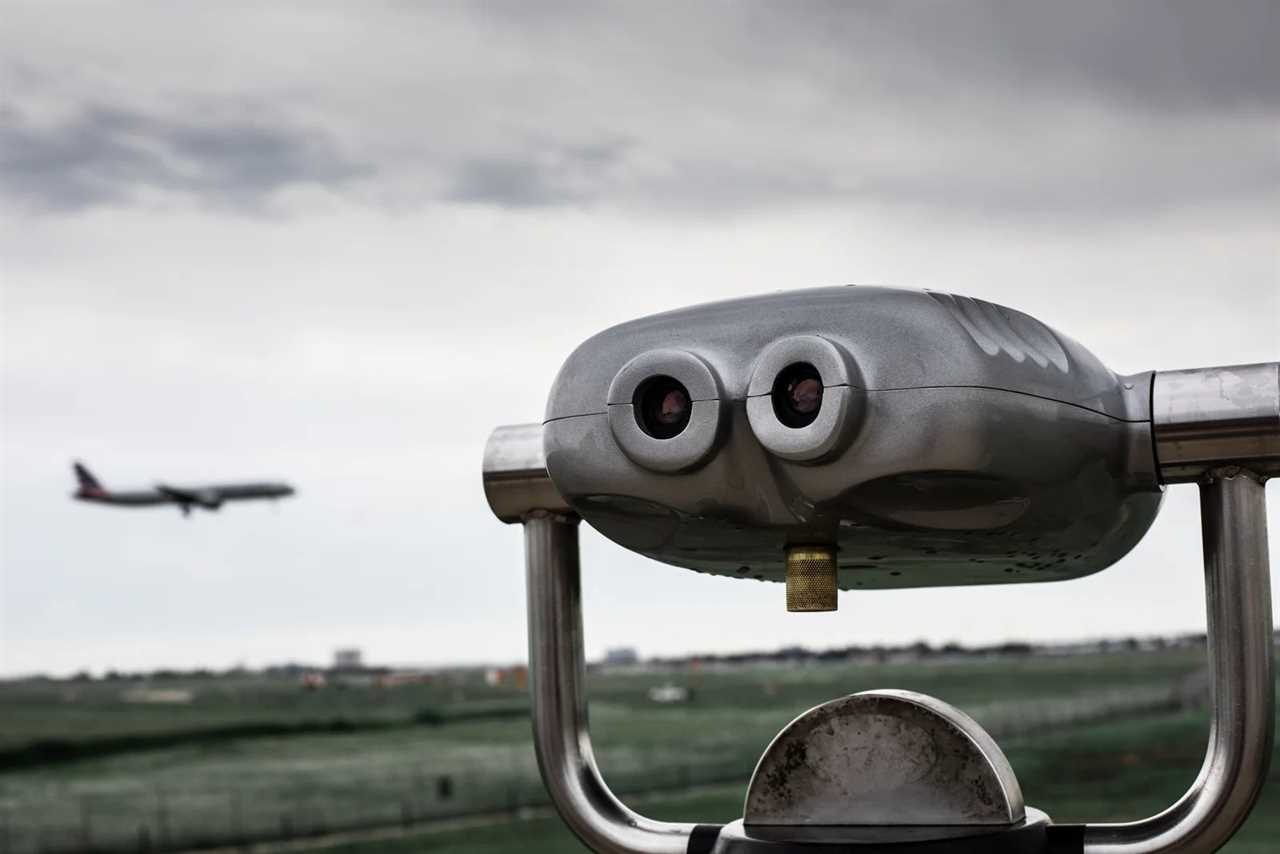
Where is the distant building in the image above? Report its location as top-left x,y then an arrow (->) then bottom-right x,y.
333,648 -> 364,671
603,647 -> 639,666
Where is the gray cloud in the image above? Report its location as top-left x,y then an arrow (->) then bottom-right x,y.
850,143 -> 1280,220
0,1 -> 1275,220
742,0 -> 1280,112
0,104 -> 371,213
446,139 -> 630,207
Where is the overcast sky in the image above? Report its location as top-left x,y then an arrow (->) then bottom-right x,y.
2,1 -> 1277,677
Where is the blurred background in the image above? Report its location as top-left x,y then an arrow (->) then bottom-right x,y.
1,2 -> 1277,852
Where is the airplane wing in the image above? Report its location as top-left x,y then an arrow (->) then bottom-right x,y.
155,484 -> 224,510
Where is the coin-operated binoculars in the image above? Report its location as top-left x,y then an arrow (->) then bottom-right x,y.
482,287 -> 1278,854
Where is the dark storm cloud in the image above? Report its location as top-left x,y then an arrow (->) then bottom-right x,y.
0,104 -> 371,213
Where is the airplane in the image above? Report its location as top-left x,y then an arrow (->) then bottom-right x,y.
71,461 -> 295,516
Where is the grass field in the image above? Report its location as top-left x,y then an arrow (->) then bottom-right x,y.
0,674 -> 524,755
323,710 -> 1280,854
2,647 -> 1276,853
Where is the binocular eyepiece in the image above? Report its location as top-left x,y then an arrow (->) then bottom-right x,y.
634,375 -> 693,439
542,286 -> 1179,603
634,361 -> 825,440
770,361 -> 824,428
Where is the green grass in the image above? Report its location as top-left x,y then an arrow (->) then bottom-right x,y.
323,710 -> 1280,854
4,648 -> 1270,854
0,675 -> 527,753
2,651 -> 1204,754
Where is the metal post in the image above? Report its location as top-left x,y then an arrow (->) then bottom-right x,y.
1082,468 -> 1273,854
525,511 -> 698,854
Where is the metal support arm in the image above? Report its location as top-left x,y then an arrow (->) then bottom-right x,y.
485,425 -> 698,854
525,512 -> 700,854
1082,469 -> 1274,854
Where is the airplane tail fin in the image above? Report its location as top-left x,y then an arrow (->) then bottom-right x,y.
73,461 -> 105,495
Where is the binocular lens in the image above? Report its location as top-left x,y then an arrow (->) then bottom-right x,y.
635,376 -> 692,439
773,362 -> 823,428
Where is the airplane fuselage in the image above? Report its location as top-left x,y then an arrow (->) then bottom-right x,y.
71,463 -> 295,514
73,484 -> 294,506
